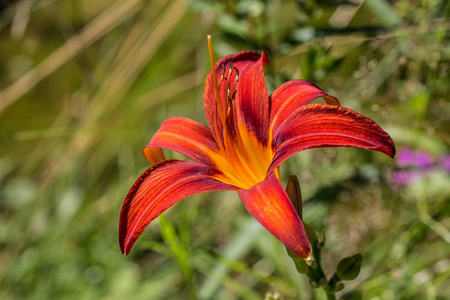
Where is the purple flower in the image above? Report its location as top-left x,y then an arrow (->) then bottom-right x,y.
393,170 -> 419,187
414,151 -> 434,169
396,149 -> 434,169
396,149 -> 415,168
440,155 -> 450,173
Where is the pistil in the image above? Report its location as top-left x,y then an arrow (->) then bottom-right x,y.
207,36 -> 273,189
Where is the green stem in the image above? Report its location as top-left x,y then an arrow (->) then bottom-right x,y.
325,292 -> 337,300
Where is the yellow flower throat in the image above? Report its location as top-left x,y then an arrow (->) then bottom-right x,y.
207,36 -> 276,190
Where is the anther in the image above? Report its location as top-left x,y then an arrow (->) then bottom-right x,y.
221,64 -> 226,81
227,92 -> 235,107
233,67 -> 239,83
232,90 -> 237,100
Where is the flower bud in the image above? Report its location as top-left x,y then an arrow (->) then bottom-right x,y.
335,254 -> 363,281
286,175 -> 302,219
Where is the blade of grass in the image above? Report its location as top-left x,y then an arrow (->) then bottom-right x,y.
0,0 -> 146,115
142,69 -> 204,110
36,0 -> 186,188
80,0 -> 186,128
363,0 -> 402,27
159,214 -> 197,300
199,219 -> 263,299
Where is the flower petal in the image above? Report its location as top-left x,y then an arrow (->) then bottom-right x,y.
269,80 -> 340,134
269,104 -> 396,174
143,147 -> 165,165
146,117 -> 219,166
119,159 -> 235,255
203,51 -> 269,143
234,51 -> 270,144
238,173 -> 311,258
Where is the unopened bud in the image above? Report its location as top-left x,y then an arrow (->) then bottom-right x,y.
335,254 -> 363,281
286,175 -> 302,219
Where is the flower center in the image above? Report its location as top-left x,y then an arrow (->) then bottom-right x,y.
207,36 -> 274,189
219,126 -> 274,190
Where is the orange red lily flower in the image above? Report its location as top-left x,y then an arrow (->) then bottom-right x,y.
119,46 -> 395,259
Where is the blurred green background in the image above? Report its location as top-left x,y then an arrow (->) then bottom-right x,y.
0,0 -> 449,299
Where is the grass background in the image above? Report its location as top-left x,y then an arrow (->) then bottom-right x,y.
0,0 -> 449,299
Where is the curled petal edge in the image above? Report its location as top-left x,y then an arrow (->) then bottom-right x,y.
269,104 -> 396,174
119,160 -> 235,255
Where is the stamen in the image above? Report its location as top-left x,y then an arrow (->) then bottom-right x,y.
206,36 -> 273,188
220,65 -> 225,82
207,35 -> 226,126
229,67 -> 239,99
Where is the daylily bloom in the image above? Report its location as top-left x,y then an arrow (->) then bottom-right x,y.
119,43 -> 395,258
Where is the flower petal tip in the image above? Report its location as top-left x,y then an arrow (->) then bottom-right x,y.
238,173 -> 312,259
119,239 -> 130,255
119,160 -> 235,256
324,95 -> 341,106
375,134 -> 396,159
291,242 -> 311,259
260,51 -> 269,66
143,147 -> 165,165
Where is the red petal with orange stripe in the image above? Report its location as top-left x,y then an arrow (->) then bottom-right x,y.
119,44 -> 395,257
